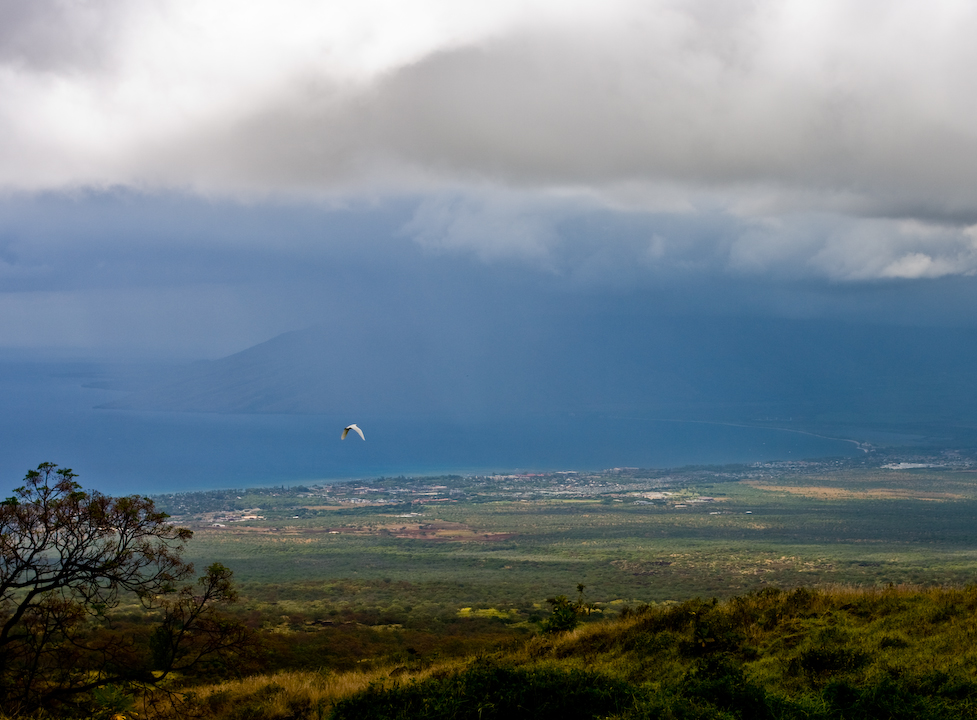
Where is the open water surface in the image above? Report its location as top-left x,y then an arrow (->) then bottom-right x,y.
0,361 -> 861,495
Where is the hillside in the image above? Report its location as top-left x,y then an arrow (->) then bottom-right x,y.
158,584 -> 977,720
14,460 -> 977,719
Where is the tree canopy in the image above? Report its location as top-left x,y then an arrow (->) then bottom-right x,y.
0,463 -> 250,714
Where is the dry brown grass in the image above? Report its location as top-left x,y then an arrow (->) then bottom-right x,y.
126,583 -> 977,719
743,481 -> 962,501
143,658 -> 472,720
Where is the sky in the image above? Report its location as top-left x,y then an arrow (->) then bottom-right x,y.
3,0 -> 977,361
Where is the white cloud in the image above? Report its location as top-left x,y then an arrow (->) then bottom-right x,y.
1,1 -> 974,195
879,253 -> 949,280
403,192 -> 568,264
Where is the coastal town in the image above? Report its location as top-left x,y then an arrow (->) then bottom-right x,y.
154,448 -> 976,523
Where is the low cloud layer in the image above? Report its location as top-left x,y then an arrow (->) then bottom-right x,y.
401,191 -> 977,282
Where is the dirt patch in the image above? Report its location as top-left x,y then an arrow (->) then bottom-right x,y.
743,481 -> 962,501
192,520 -> 515,542
376,521 -> 514,542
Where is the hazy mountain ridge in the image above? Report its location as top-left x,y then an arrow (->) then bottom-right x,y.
100,317 -> 977,433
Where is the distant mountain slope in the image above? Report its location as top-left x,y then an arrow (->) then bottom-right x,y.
100,316 -> 977,431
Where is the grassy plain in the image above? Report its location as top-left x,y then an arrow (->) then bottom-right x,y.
149,451 -> 977,673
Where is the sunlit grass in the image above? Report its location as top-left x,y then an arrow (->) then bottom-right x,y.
150,660 -> 473,720
241,584 -> 977,720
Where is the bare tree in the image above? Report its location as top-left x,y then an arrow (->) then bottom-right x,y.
0,463 -> 251,714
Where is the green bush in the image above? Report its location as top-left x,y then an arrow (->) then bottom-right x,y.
329,659 -> 632,720
542,595 -> 580,634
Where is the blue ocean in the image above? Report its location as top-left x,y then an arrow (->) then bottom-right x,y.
0,361 -> 861,496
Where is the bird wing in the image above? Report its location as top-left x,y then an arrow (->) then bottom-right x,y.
342,424 -> 365,441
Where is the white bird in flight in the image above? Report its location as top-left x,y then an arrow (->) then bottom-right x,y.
342,424 -> 365,441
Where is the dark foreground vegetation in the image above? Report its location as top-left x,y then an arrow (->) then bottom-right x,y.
0,465 -> 251,718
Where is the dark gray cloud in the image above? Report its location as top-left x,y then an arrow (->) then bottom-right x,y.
0,0 -> 127,71
3,192 -> 977,360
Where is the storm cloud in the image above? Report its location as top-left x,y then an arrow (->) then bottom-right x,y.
2,3 -> 977,215
2,0 -> 977,364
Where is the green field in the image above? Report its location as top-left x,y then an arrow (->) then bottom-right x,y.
152,451 -> 977,664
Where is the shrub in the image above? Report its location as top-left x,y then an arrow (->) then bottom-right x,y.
542,596 -> 580,634
330,659 -> 632,720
